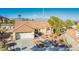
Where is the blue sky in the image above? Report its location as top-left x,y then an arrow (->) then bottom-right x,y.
0,8 -> 79,21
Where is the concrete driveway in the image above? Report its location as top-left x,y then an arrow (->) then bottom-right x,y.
8,38 -> 35,51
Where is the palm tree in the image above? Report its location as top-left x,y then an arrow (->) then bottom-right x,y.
18,14 -> 21,20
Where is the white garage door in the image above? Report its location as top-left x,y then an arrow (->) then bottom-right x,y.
16,32 -> 34,39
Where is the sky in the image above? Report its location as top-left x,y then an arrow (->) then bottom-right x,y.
0,8 -> 79,21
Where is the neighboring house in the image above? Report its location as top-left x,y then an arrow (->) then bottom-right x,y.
0,16 -> 9,24
7,20 -> 52,40
0,16 -> 12,30
0,24 -> 14,30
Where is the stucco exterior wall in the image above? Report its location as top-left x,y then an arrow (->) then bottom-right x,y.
40,27 -> 52,34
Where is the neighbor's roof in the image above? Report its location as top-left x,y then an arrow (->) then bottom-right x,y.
7,20 -> 51,32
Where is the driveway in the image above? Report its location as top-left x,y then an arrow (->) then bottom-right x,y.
8,38 -> 35,51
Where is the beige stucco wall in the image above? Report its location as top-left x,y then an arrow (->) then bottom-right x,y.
40,28 -> 52,34
40,28 -> 46,34
13,32 -> 16,40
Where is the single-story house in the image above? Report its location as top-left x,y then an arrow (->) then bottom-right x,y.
6,20 -> 52,40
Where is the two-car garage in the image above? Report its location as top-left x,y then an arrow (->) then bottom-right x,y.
16,32 -> 34,39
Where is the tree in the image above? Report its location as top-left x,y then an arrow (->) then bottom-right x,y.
8,20 -> 15,24
0,40 -> 4,48
65,19 -> 75,27
32,19 -> 34,21
5,20 -> 8,24
48,16 -> 64,34
18,14 -> 21,20
0,40 -> 7,51
76,23 -> 79,29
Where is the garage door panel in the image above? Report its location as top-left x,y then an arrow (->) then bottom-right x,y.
16,33 -> 34,39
